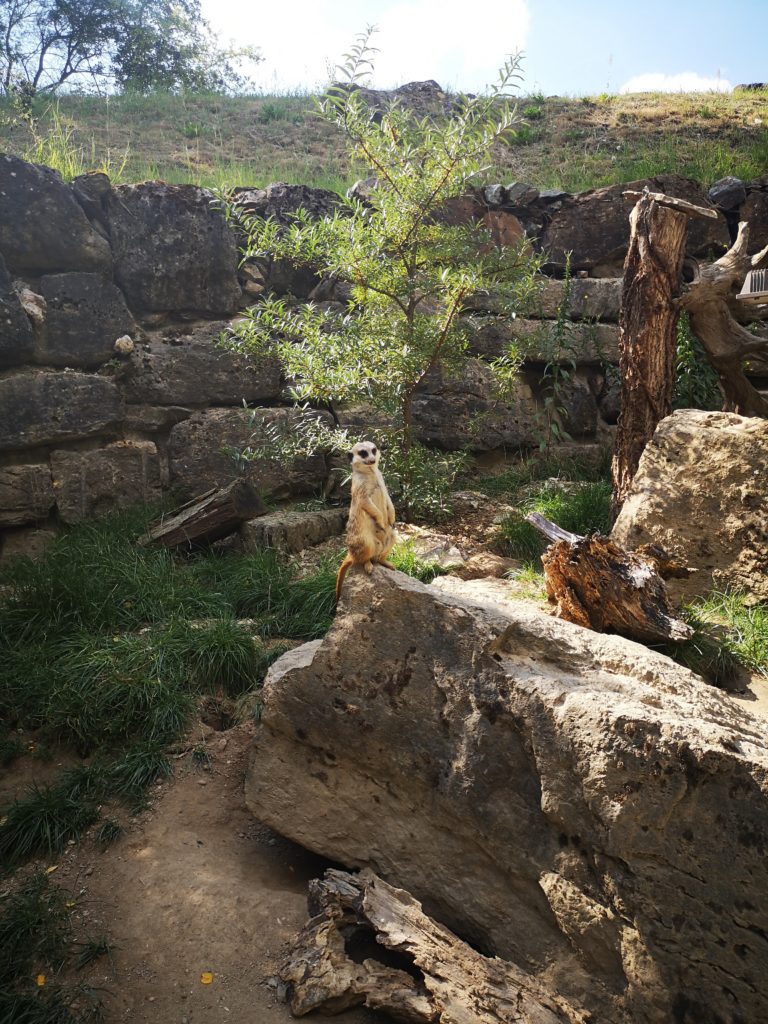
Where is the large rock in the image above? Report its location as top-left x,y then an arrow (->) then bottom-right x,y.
232,183 -> 344,299
122,323 -> 282,405
36,273 -> 136,367
532,277 -> 622,322
50,442 -> 163,523
0,465 -> 55,526
0,252 -> 35,367
246,568 -> 768,1024
0,371 -> 123,451
612,409 -> 768,602
412,358 -> 539,451
240,508 -> 346,554
469,316 -> 620,364
0,155 -> 112,275
168,407 -> 328,500
107,182 -> 241,314
741,189 -> 768,255
539,175 -> 730,274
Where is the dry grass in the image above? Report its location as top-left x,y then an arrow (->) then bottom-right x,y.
1,87 -> 767,194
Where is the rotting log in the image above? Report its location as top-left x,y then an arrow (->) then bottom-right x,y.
612,189 -> 717,516
279,867 -> 585,1024
141,479 -> 266,548
526,512 -> 692,644
681,220 -> 768,417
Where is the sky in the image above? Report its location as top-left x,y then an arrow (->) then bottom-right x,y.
200,0 -> 768,97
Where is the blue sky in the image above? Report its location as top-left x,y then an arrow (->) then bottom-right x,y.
201,0 -> 768,96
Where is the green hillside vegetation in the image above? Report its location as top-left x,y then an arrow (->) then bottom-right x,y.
1,87 -> 767,193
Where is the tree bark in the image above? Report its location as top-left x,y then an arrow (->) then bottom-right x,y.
681,221 -> 768,417
611,193 -> 694,516
526,513 -> 692,644
279,868 -> 585,1023
141,479 -> 266,548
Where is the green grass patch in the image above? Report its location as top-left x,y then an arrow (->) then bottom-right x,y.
496,481 -> 613,562
666,592 -> 768,687
0,873 -> 105,1021
477,447 -> 611,498
389,541 -> 451,583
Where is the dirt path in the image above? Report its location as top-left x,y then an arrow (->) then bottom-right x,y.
44,724 -> 379,1024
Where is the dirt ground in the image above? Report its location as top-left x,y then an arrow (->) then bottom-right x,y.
10,724 -> 380,1024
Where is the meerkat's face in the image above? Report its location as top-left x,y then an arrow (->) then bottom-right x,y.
349,441 -> 380,471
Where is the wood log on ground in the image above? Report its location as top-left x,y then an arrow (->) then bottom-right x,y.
141,479 -> 266,548
526,512 -> 692,644
612,189 -> 716,515
279,867 -> 585,1024
681,220 -> 768,417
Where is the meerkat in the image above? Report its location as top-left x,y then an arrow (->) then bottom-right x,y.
335,440 -> 397,601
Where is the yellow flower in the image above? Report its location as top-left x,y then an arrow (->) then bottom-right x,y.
200,971 -> 214,985
36,974 -> 46,987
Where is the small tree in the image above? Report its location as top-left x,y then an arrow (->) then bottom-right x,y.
225,31 -> 541,516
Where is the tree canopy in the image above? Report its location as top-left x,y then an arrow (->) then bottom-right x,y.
0,0 -> 260,96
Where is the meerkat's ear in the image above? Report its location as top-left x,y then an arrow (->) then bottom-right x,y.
347,451 -> 354,461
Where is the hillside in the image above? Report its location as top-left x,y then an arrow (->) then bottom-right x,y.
1,86 -> 767,194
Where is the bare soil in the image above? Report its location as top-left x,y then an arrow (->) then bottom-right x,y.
11,724 -> 379,1024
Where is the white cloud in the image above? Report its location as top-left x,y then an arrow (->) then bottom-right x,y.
619,71 -> 732,94
201,0 -> 529,94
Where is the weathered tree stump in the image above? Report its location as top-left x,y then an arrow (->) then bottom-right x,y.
279,868 -> 585,1023
527,512 -> 692,644
611,189 -> 718,516
681,220 -> 768,417
141,479 -> 266,548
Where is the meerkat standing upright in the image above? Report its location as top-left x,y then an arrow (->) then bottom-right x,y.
335,441 -> 397,601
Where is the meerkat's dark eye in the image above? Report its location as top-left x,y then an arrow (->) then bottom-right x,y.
359,449 -> 368,458
371,446 -> 377,454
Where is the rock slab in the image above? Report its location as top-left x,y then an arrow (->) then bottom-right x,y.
612,409 -> 768,602
247,568 -> 768,1024
50,442 -> 163,523
0,372 -> 123,451
107,182 -> 241,313
37,272 -> 136,367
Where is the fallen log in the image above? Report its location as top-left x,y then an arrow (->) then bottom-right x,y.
526,512 -> 692,644
141,479 -> 266,548
279,868 -> 585,1024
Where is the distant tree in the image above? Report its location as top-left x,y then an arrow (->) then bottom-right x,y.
0,0 -> 259,98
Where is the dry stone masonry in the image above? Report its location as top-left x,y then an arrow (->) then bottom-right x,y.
2,149 -> 768,557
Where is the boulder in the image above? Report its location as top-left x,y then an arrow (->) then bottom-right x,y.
0,371 -> 123,451
0,465 -> 55,526
231,183 -> 344,299
550,378 -> 598,438
0,524 -> 57,563
532,277 -> 622,322
505,182 -> 540,206
482,209 -> 525,247
612,409 -> 768,603
240,508 -> 347,554
107,182 -> 241,314
741,190 -> 768,255
231,182 -> 342,226
539,175 -> 729,274
37,273 -> 136,367
122,323 -> 282,406
708,176 -> 746,212
0,155 -> 112,275
246,568 -> 768,1024
468,317 -> 620,364
0,253 -> 35,368
412,358 -> 539,451
167,407 -> 328,500
50,442 -> 163,524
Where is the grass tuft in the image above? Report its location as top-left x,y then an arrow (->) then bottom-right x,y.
496,480 -> 613,562
666,592 -> 768,686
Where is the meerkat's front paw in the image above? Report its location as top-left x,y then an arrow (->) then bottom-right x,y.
363,561 -> 374,574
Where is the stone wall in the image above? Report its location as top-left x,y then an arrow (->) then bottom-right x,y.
1,153 -> 766,558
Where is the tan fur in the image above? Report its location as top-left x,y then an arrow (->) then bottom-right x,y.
336,440 -> 397,602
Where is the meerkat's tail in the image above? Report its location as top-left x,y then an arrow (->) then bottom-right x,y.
335,554 -> 354,603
